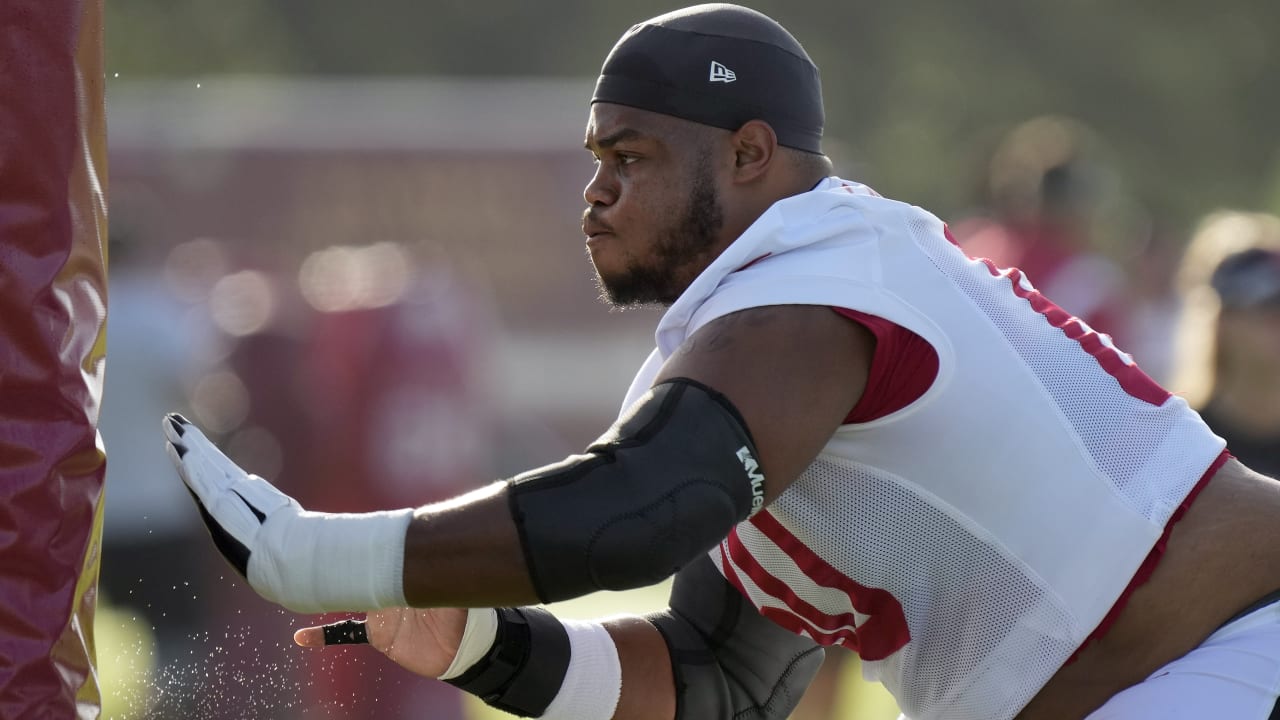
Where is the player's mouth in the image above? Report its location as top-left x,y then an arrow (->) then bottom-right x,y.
583,217 -> 615,248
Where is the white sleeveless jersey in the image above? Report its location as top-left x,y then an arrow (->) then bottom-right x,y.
620,178 -> 1226,720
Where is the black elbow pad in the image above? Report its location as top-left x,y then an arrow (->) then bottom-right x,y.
507,378 -> 765,603
648,555 -> 825,720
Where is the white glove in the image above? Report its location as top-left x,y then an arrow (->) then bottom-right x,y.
162,413 -> 414,613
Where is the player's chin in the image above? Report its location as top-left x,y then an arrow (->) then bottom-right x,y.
585,233 -> 622,270
595,272 -> 670,310
587,250 -> 625,289
592,271 -> 627,307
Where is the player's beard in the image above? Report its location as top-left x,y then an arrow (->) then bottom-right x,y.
593,159 -> 725,309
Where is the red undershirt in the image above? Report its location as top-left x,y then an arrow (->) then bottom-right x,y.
833,308 -> 938,422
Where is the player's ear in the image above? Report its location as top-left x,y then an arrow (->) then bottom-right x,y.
729,120 -> 777,183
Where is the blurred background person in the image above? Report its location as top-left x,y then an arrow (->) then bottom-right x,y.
1170,211 -> 1280,479
952,116 -> 1134,342
294,247 -> 490,720
1113,221 -> 1185,385
200,243 -> 487,718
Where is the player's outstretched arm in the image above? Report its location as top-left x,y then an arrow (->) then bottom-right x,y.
163,303 -> 872,613
398,304 -> 873,607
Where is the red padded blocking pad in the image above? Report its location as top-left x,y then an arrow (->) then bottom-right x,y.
0,0 -> 108,715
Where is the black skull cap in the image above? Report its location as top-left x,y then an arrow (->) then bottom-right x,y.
591,4 -> 824,154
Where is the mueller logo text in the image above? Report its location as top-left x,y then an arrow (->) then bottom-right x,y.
737,446 -> 766,513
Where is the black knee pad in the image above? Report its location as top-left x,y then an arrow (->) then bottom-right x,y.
648,555 -> 825,720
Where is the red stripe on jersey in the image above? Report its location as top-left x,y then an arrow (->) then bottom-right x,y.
718,542 -> 861,647
724,530 -> 864,643
943,223 -> 961,247
979,259 -> 1170,406
734,252 -> 773,272
717,543 -> 809,638
747,512 -> 911,660
837,181 -> 882,197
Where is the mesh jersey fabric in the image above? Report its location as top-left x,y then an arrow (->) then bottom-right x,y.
619,178 -> 1227,720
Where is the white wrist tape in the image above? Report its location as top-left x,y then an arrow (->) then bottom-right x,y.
438,608 -> 500,681
252,506 -> 415,613
537,619 -> 622,720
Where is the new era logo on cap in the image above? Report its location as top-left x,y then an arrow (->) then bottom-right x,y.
709,61 -> 736,83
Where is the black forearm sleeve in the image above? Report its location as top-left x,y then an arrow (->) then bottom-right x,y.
507,378 -> 765,603
647,555 -> 825,720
